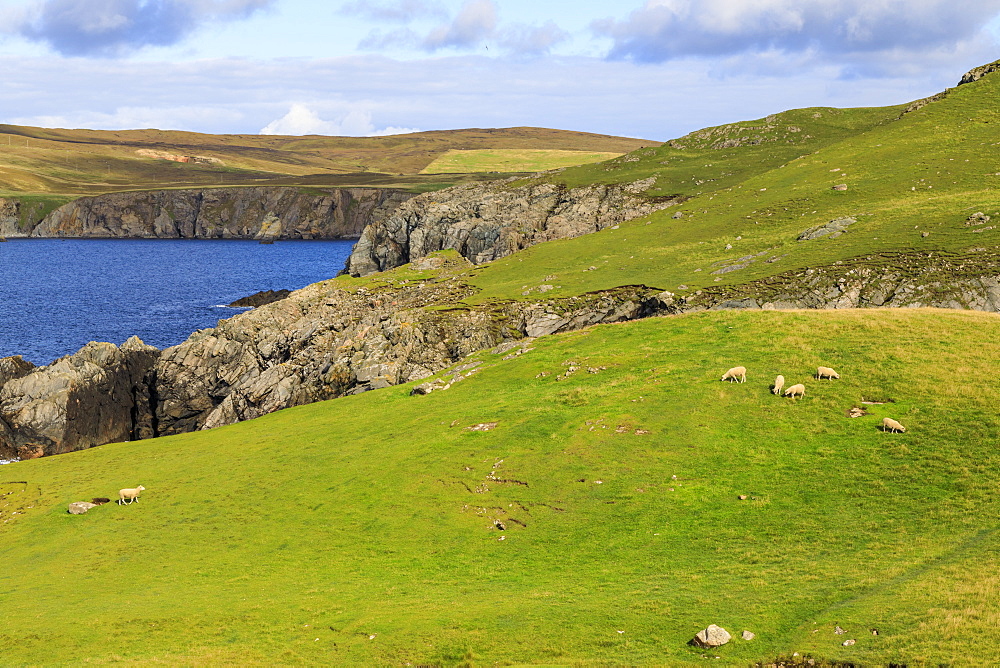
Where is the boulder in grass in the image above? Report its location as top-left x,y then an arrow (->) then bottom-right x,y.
690,624 -> 731,648
68,502 -> 97,515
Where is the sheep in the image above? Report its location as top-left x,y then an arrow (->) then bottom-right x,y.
882,418 -> 906,433
721,366 -> 747,383
817,366 -> 840,380
783,383 -> 805,399
118,486 -> 145,505
772,374 -> 785,395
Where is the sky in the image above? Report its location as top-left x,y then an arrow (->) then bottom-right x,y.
0,0 -> 999,141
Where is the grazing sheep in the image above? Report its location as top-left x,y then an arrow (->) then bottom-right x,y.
772,374 -> 785,395
721,366 -> 747,383
118,485 -> 145,505
783,383 -> 805,398
882,418 -> 906,433
817,366 -> 840,380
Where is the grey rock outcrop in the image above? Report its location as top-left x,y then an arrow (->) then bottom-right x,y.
11,187 -> 413,239
0,337 -> 158,459
798,216 -> 856,241
345,180 -> 675,276
959,59 -> 1000,86
681,249 -> 1000,312
0,356 -> 36,387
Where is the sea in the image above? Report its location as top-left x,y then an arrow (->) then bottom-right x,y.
0,238 -> 356,366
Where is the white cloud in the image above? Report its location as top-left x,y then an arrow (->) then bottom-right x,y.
16,0 -> 274,57
259,104 -> 420,136
423,0 -> 497,50
595,0 -> 1000,64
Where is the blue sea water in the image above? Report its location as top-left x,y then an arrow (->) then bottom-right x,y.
0,238 -> 356,366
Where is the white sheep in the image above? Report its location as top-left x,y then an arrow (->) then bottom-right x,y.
817,366 -> 840,380
118,485 -> 146,505
772,374 -> 785,395
721,366 -> 747,383
783,383 -> 805,398
882,418 -> 906,433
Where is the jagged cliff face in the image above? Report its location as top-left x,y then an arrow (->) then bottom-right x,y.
0,337 -> 158,459
345,179 -> 675,276
7,186 -> 413,239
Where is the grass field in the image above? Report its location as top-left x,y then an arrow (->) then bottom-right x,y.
420,149 -> 625,174
3,308 -> 1000,665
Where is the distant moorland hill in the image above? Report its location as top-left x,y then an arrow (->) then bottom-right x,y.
0,124 -> 657,198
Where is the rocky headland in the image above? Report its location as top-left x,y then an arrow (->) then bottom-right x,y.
8,177 -> 1000,460
0,186 -> 414,240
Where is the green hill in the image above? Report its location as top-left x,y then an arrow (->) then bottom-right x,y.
461,69 -> 1000,305
5,62 -> 1000,665
3,309 -> 1000,665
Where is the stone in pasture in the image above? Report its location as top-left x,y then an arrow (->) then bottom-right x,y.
68,502 -> 98,515
690,624 -> 731,648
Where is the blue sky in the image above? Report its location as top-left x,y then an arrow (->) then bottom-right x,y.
1,0 -> 999,140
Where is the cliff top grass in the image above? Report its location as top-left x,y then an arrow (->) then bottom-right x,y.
454,67 -> 1000,305
4,308 -> 1000,665
0,125 -> 656,198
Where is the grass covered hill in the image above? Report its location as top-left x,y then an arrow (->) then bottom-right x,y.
450,62 -> 1000,307
0,125 -> 655,198
5,60 -> 1000,665
3,308 -> 1000,665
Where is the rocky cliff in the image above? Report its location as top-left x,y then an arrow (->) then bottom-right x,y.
5,187 -> 413,239
345,179 -> 675,276
0,337 -> 158,459
0,253 -> 668,455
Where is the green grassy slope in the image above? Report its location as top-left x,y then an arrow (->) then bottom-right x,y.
461,69 -> 1000,304
3,309 -> 1000,665
0,125 -> 656,198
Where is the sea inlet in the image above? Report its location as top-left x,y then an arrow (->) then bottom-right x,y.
0,238 -> 355,365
